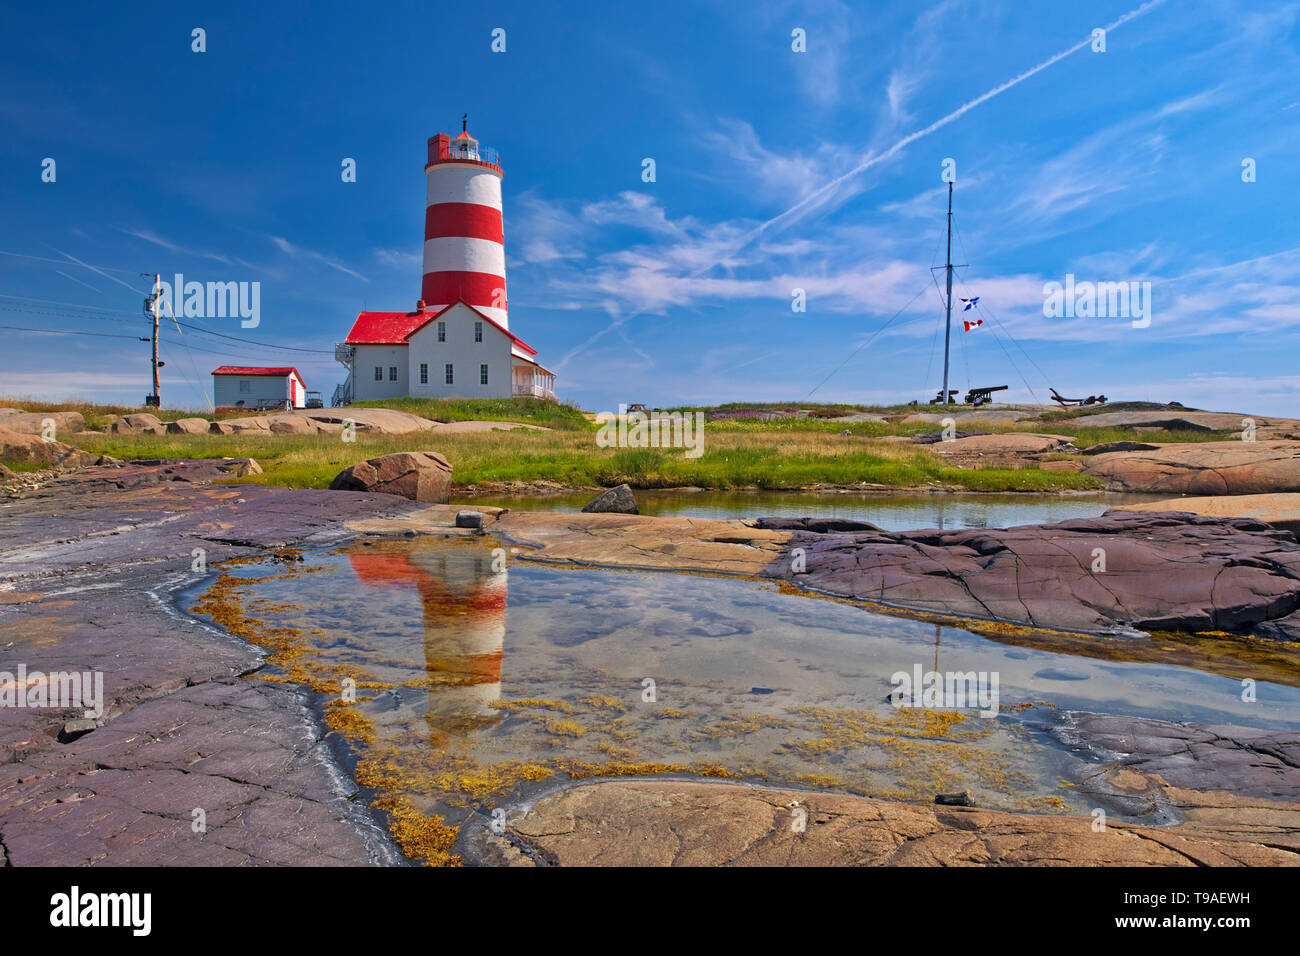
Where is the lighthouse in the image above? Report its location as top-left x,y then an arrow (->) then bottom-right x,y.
338,119 -> 555,405
422,117 -> 509,329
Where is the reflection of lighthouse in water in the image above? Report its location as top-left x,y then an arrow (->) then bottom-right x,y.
348,541 -> 506,736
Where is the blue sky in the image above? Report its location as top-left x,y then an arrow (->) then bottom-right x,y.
2,0 -> 1298,414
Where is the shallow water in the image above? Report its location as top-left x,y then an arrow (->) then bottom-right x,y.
458,489 -> 1160,531
191,531 -> 1300,860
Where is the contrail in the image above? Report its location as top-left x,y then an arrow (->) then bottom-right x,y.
54,270 -> 106,296
51,246 -> 147,294
556,0 -> 1167,372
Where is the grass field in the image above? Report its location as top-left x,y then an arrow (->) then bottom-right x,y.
8,396 -> 1242,493
61,422 -> 1102,492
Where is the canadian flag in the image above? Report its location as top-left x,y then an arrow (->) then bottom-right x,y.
963,318 -> 983,332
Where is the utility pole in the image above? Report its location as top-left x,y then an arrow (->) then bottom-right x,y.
946,180 -> 956,408
141,273 -> 161,407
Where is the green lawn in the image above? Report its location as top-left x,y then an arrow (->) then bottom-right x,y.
62,425 -> 1104,493
20,396 -> 1250,494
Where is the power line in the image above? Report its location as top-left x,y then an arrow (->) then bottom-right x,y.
0,295 -> 334,355
0,251 -> 143,275
0,324 -> 144,341
807,284 -> 930,399
170,317 -> 333,353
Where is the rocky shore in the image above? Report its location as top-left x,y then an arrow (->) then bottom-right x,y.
3,459 -> 1299,866
0,459 -> 415,865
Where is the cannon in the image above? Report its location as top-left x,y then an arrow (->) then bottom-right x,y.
964,385 -> 1008,407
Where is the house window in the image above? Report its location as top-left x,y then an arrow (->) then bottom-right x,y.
419,363 -> 428,385
389,366 -> 398,382
374,366 -> 383,382
437,322 -> 446,342
480,363 -> 489,385
474,321 -> 483,343
238,380 -> 250,393
444,363 -> 454,385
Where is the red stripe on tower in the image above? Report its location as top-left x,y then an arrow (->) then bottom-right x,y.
421,272 -> 507,309
425,203 -> 504,243
423,126 -> 509,328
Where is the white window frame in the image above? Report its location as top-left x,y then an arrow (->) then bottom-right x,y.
479,363 -> 489,385
419,363 -> 428,385
474,320 -> 483,343
238,380 -> 251,393
389,366 -> 398,382
444,363 -> 454,385
437,322 -> 446,343
373,366 -> 383,382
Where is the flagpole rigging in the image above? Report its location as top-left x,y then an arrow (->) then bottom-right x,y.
942,180 -> 954,408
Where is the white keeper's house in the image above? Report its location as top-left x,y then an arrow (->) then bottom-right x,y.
334,121 -> 556,405
212,366 -> 308,408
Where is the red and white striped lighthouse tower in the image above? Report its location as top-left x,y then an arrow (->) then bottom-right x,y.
422,117 -> 509,329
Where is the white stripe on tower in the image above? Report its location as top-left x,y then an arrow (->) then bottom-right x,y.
423,134 -> 508,330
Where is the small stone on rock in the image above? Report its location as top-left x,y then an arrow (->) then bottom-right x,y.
581,484 -> 638,514
934,790 -> 974,807
455,511 -> 484,529
58,718 -> 97,744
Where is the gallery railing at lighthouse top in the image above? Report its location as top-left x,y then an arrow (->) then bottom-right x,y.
427,143 -> 504,175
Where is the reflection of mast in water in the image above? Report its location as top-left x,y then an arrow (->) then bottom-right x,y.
348,541 -> 506,735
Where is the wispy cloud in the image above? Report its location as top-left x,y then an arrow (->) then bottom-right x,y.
268,235 -> 369,282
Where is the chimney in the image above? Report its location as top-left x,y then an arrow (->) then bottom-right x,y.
416,299 -> 426,313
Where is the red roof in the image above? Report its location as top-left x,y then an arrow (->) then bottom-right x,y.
211,366 -> 303,379
345,299 -> 536,355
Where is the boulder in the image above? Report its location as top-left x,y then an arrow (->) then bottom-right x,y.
1109,492 -> 1300,536
0,427 -> 97,468
207,408 -> 439,436
927,433 -> 1075,455
910,429 -> 988,444
329,451 -> 452,502
217,457 -> 263,478
291,407 -> 438,434
1082,440 -> 1300,494
1073,410 -> 1290,433
755,510 -> 1300,637
1080,440 -> 1160,455
209,416 -> 272,434
164,417 -> 210,435
581,484 -> 639,514
0,411 -> 85,437
455,510 -> 485,529
268,417 -> 316,435
108,413 -> 165,435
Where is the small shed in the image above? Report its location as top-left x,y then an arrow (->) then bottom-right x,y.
211,366 -> 307,409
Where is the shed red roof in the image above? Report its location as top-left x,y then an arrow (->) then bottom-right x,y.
345,299 -> 536,355
211,366 -> 302,378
